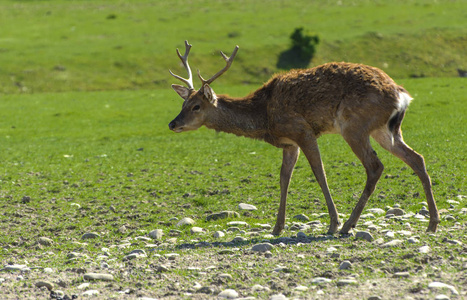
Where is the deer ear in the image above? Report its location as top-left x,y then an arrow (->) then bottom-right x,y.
203,84 -> 218,107
172,84 -> 191,100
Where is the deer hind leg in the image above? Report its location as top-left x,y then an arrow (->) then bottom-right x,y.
340,134 -> 384,234
371,127 -> 440,232
272,145 -> 300,236
298,134 -> 340,234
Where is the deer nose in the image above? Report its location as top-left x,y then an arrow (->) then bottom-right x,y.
168,121 -> 176,130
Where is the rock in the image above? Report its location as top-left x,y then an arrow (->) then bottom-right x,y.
339,260 -> 352,270
419,245 -> 431,253
368,297 -> 382,300
43,268 -> 53,273
206,211 -> 239,221
148,229 -> 163,240
227,221 -> 249,227
35,281 -> 54,290
296,231 -> 307,239
218,289 -> 239,299
128,249 -> 146,256
82,290 -> 99,296
294,285 -> 308,291
3,264 -> 29,271
218,273 -> 233,280
386,208 -> 405,216
190,227 -> 205,234
77,282 -> 90,289
213,231 -> 225,238
251,243 -> 274,252
435,295 -> 450,300
252,284 -> 269,291
38,237 -> 54,246
367,208 -> 385,215
443,238 -> 462,246
355,231 -> 374,242
81,232 -> 100,240
393,272 -> 410,278
83,273 -> 114,281
197,286 -> 214,294
380,239 -> 403,248
232,236 -> 247,243
270,294 -> 288,300
337,279 -> 358,286
238,203 -> 257,211
311,277 -> 332,284
428,282 -> 459,295
177,217 -> 195,226
293,214 -> 310,222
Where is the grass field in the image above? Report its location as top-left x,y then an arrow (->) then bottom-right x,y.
0,0 -> 466,299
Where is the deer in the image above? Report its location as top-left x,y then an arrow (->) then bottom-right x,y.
168,40 -> 440,236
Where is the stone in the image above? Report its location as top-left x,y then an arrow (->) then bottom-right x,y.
339,260 -> 352,270
38,237 -> 54,246
238,203 -> 257,211
311,277 -> 332,284
380,239 -> 403,248
393,272 -> 410,278
35,281 -> 54,290
296,231 -> 307,239
293,214 -> 310,222
367,208 -> 385,215
232,236 -> 247,243
419,245 -> 431,254
3,264 -> 29,271
251,243 -> 274,252
355,231 -> 374,242
213,231 -> 225,238
269,294 -> 288,300
428,282 -> 459,295
82,290 -> 99,296
148,229 -> 163,240
294,285 -> 308,291
386,208 -> 405,216
206,211 -> 239,221
227,221 -> 249,227
218,273 -> 233,280
77,282 -> 90,289
190,227 -> 205,234
368,297 -> 382,300
337,279 -> 358,286
83,273 -> 114,281
177,217 -> 195,226
218,289 -> 239,299
81,232 -> 100,240
434,295 -> 450,300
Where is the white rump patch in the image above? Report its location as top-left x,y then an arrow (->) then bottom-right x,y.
390,92 -> 413,120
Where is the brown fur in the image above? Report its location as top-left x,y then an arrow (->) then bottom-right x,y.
169,54 -> 440,236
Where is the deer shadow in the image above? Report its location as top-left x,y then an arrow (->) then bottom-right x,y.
276,46 -> 313,70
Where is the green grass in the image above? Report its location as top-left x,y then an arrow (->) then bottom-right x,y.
0,0 -> 466,93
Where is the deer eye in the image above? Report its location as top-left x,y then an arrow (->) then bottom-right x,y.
192,105 -> 200,111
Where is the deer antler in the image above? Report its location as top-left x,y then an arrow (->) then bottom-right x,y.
198,45 -> 239,86
169,40 -> 194,90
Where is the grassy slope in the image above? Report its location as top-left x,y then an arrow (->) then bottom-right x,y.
0,0 -> 466,93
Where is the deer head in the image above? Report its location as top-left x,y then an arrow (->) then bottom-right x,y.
168,40 -> 239,132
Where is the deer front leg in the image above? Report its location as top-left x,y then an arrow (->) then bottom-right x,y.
298,134 -> 340,234
272,146 -> 299,236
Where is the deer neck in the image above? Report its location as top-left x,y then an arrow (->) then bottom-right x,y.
204,94 -> 268,140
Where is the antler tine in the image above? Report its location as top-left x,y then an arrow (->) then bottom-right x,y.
198,45 -> 239,86
169,40 -> 194,90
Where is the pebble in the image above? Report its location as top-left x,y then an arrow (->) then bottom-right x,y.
81,232 -> 100,240
206,211 -> 239,221
407,237 -> 418,244
177,217 -> 195,226
77,282 -> 90,289
218,273 -> 233,280
296,231 -> 307,239
270,294 -> 288,300
218,289 -> 239,299
393,271 -> 410,278
294,285 -> 308,291
252,284 -> 269,291
43,268 -> 53,273
355,231 -> 374,242
83,273 -> 114,281
82,290 -> 99,296
38,237 -> 54,246
239,203 -> 257,211
428,282 -> 459,295
148,229 -> 163,240
443,238 -> 462,246
231,236 -> 247,243
293,214 -> 310,222
337,279 -> 358,286
35,281 -> 54,290
368,297 -> 382,300
251,243 -> 274,252
311,277 -> 332,284
227,221 -> 249,227
386,208 -> 405,216
419,245 -> 431,253
190,227 -> 205,234
213,231 -> 225,238
367,208 -> 385,215
339,260 -> 352,270
3,264 -> 29,271
434,295 -> 450,300
381,239 -> 403,248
